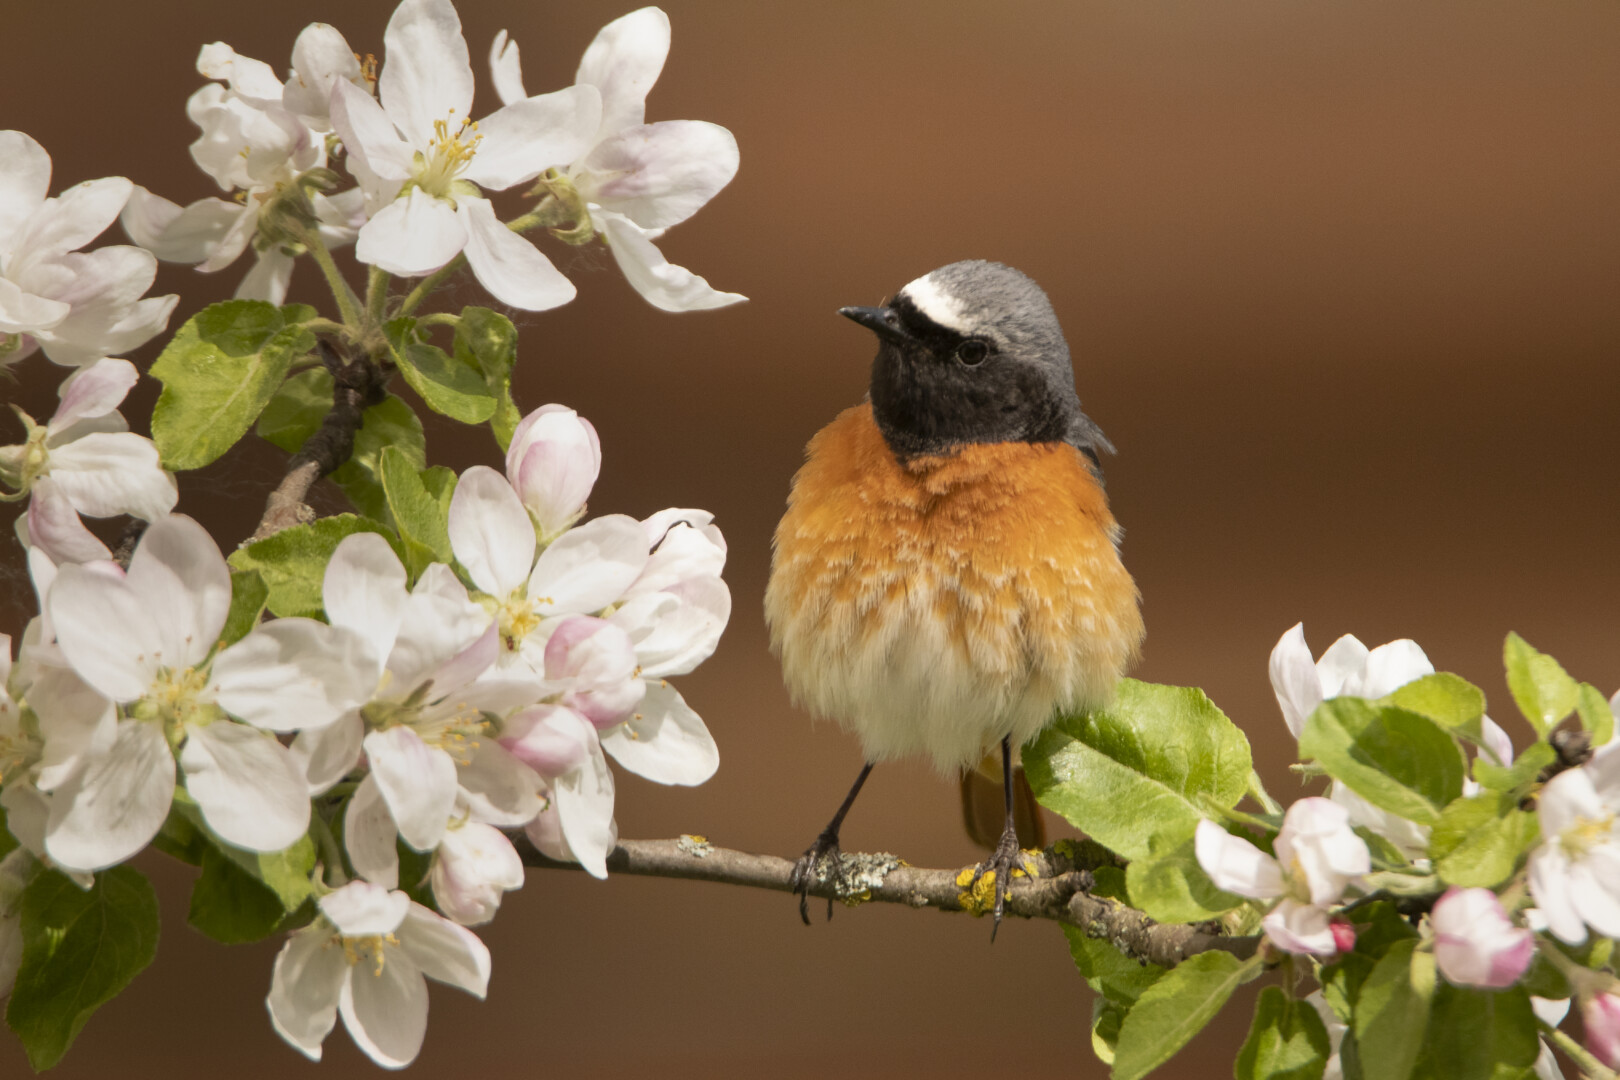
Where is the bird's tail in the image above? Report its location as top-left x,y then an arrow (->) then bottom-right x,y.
960,752 -> 1047,852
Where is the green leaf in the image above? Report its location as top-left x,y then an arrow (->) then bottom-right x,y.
454,307 -> 520,449
1090,865 -> 1129,903
1235,987 -> 1330,1080
6,867 -> 160,1071
1063,926 -> 1166,1007
149,805 -> 205,866
1024,679 -> 1252,862
228,514 -> 397,619
280,303 -> 319,325
1299,699 -> 1465,827
1472,741 -> 1555,794
187,843 -> 287,944
330,393 -> 426,521
1383,673 -> 1486,741
0,804 -> 15,860
1411,984 -> 1539,1080
151,300 -> 316,470
1353,939 -> 1434,1080
219,569 -> 268,646
379,445 -> 452,575
1519,949 -> 1572,1002
1112,950 -> 1258,1080
255,366 -> 333,453
1125,834 -> 1243,924
1091,997 -> 1124,1065
387,318 -> 496,424
1430,793 -> 1538,889
1319,901 -> 1419,1018
1578,682 -> 1615,749
1503,632 -> 1578,736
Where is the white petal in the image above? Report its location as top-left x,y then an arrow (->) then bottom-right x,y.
1345,639 -> 1434,699
47,431 -> 176,521
339,947 -> 428,1069
504,405 -> 601,538
528,514 -> 648,616
465,85 -> 601,191
51,357 -> 137,431
627,508 -> 726,595
499,704 -> 596,777
329,80 -> 415,183
390,596 -> 494,699
345,774 -> 400,890
0,277 -> 69,334
1315,635 -> 1369,698
323,532 -> 407,666
10,177 -> 132,268
458,198 -> 576,312
30,665 -> 117,792
290,714 -> 365,796
26,480 -> 112,566
125,515 -> 231,669
488,30 -> 526,107
0,782 -> 51,859
365,727 -> 457,851
285,23 -> 364,125
1570,847 -> 1620,940
1194,819 -> 1285,899
236,250 -> 295,305
456,740 -> 541,826
612,575 -> 729,678
399,902 -> 490,996
554,743 -> 617,879
44,718 -> 173,871
267,926 -> 347,1062
600,681 -> 718,785
0,131 -> 51,251
598,211 -> 745,312
180,721 -> 311,852
318,880 -> 410,936
575,6 -> 670,138
196,42 -> 283,100
378,0 -> 474,149
447,465 -> 534,598
49,561 -> 159,702
429,821 -> 523,925
355,188 -> 465,275
1269,623 -> 1323,740
1262,899 -> 1339,956
119,188 -> 241,263
575,120 -> 737,230
214,619 -> 373,732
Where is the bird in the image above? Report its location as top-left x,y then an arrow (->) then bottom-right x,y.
764,259 -> 1144,934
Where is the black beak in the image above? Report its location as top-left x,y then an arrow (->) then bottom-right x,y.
839,305 -> 913,347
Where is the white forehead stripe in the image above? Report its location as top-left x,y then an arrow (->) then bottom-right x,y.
899,273 -> 968,332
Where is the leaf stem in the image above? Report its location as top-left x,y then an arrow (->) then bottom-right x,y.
309,809 -> 348,888
365,265 -> 391,325
298,224 -> 362,330
1540,1020 -> 1616,1080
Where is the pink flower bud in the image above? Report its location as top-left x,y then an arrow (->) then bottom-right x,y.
499,704 -> 595,777
543,616 -> 645,727
1432,887 -> 1534,989
429,821 -> 524,926
504,405 -> 600,540
1329,920 -> 1357,954
1585,992 -> 1620,1069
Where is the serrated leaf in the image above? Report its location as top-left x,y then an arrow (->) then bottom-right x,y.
219,569 -> 268,647
387,318 -> 495,424
227,514 -> 397,619
1578,682 -> 1615,748
255,367 -> 334,453
1412,984 -> 1539,1080
454,307 -> 520,449
1299,699 -> 1465,827
1503,633 -> 1578,736
1125,834 -> 1243,924
1472,741 -> 1555,794
280,303 -> 319,324
379,445 -> 452,575
1063,926 -> 1166,1007
1112,950 -> 1258,1080
1383,673 -> 1486,741
1431,793 -> 1538,889
330,393 -> 426,522
1235,986 -> 1330,1080
1353,939 -> 1433,1080
187,842 -> 286,944
1024,679 -> 1252,862
151,300 -> 316,469
6,867 -> 159,1071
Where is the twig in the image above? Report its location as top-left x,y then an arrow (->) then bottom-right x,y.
247,344 -> 387,543
515,836 -> 1257,968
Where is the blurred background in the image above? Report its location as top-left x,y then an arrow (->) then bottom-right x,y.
3,0 -> 1620,1076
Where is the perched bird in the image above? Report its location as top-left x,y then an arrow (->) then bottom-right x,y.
765,260 -> 1144,933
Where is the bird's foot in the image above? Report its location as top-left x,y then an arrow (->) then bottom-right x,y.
967,826 -> 1029,941
790,829 -> 844,925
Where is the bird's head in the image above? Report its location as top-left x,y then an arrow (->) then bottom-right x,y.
842,260 -> 1106,463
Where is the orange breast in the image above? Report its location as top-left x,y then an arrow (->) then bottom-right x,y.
765,403 -> 1144,772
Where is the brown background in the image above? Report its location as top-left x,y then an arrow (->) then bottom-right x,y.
3,0 -> 1620,1076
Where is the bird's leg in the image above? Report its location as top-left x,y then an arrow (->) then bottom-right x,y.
790,761 -> 874,925
968,736 -> 1028,940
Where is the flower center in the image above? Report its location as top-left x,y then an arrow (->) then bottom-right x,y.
413,112 -> 480,199
1560,813 -> 1615,858
340,932 -> 400,976
362,687 -> 491,765
497,595 -> 543,656
128,665 -> 221,748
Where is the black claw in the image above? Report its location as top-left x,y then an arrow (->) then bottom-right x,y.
969,824 -> 1026,941
791,830 -> 841,925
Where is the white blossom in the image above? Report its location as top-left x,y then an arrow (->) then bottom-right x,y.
1527,744 -> 1620,945
1430,886 -> 1533,989
504,404 -> 600,542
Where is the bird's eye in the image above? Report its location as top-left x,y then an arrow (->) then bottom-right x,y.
956,339 -> 989,366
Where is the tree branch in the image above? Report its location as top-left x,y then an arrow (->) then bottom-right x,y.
248,345 -> 387,543
516,836 -> 1258,969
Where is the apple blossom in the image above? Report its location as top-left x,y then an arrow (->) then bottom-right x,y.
1195,798 -> 1369,956
330,0 -> 600,311
0,131 -> 176,369
504,404 -> 600,541
1586,993 -> 1620,1070
489,8 -> 745,312
1528,745 -> 1620,945
504,704 -> 618,877
266,879 -> 490,1067
40,516 -> 372,868
429,819 -> 525,926
1431,886 -> 1534,989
